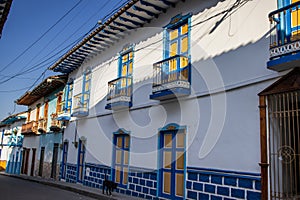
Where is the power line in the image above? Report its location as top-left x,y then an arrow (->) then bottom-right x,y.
0,0 -> 84,74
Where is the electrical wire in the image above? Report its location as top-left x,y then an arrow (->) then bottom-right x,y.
0,0 -> 84,74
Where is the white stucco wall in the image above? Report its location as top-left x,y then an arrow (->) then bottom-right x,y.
63,0 -> 279,174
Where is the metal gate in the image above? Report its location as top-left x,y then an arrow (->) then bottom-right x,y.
268,91 -> 300,199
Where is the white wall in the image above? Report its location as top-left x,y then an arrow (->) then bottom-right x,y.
62,0 -> 279,174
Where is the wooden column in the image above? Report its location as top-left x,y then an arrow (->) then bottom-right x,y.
259,95 -> 268,200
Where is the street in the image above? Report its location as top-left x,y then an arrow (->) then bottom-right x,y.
0,175 -> 97,200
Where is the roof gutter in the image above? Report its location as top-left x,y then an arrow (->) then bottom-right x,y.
49,0 -> 139,71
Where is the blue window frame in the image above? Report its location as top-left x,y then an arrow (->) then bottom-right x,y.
77,139 -> 85,183
61,141 -> 68,180
118,46 -> 134,78
64,81 -> 73,114
163,14 -> 191,75
158,124 -> 186,200
81,70 -> 92,111
112,129 -> 130,188
118,46 -> 134,93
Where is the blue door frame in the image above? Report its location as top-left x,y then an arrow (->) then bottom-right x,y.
158,124 -> 186,200
112,129 -> 130,189
77,140 -> 85,183
61,142 -> 68,180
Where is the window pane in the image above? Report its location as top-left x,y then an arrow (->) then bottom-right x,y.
169,29 -> 178,40
180,57 -> 188,69
169,59 -> 177,72
176,133 -> 184,148
170,42 -> 178,57
85,82 -> 90,92
164,151 -> 172,169
181,36 -> 188,53
123,167 -> 128,185
116,150 -> 121,164
115,166 -> 121,183
176,173 -> 184,197
164,134 -> 172,148
124,136 -> 129,148
129,52 -> 133,60
117,137 -> 122,148
176,152 -> 184,170
163,172 -> 171,194
181,23 -> 188,35
124,151 -> 129,165
122,54 -> 128,62
122,65 -> 127,76
128,62 -> 133,75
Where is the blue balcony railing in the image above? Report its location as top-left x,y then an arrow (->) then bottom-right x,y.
105,76 -> 132,110
268,1 -> 300,71
150,55 -> 191,100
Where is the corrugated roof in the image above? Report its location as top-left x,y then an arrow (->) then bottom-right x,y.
16,75 -> 67,106
49,0 -> 180,74
0,0 -> 13,38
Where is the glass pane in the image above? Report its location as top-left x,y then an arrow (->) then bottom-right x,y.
180,57 -> 188,69
176,133 -> 184,148
176,152 -> 184,170
129,52 -> 133,60
122,65 -> 127,76
169,59 -> 177,72
169,29 -> 178,40
164,134 -> 172,148
123,167 -> 128,185
122,54 -> 128,62
124,151 -> 129,165
163,172 -> 171,194
181,36 -> 188,53
170,42 -> 177,57
176,173 -> 184,197
124,136 -> 129,148
128,62 -> 133,75
116,150 -> 121,164
164,151 -> 172,169
115,166 -> 121,183
85,82 -> 90,92
117,137 -> 122,148
181,23 -> 188,35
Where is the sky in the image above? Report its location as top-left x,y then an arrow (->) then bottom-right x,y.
0,0 -> 129,121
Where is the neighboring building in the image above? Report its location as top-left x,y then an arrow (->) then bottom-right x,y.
0,0 -> 13,38
47,0 -> 287,199
0,112 -> 26,173
16,75 -> 67,179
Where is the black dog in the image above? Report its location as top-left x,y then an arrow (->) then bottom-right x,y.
102,174 -> 118,195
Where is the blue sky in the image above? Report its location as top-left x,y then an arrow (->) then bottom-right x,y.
0,0 -> 128,120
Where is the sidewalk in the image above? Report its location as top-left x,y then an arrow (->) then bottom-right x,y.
0,172 -> 143,200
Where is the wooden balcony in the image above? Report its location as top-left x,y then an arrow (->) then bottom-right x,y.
268,1 -> 300,71
105,76 -> 133,110
50,113 -> 62,132
150,55 -> 191,100
37,118 -> 47,133
21,121 -> 38,135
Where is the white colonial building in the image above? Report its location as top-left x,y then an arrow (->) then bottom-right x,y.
47,0 -> 299,199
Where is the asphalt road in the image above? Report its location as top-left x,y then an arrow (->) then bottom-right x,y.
0,175 -> 97,200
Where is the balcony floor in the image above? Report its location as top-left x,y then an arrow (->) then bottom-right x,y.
105,101 -> 132,110
150,87 -> 191,101
268,52 -> 300,72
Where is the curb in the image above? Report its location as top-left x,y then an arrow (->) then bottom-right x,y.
0,172 -> 117,200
